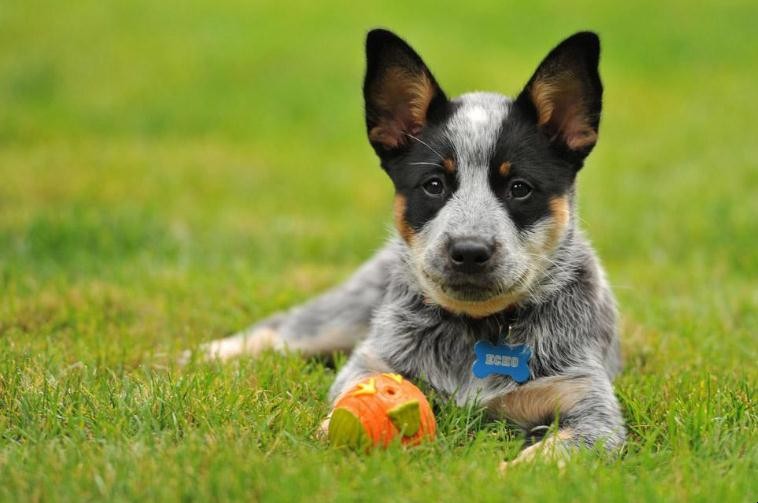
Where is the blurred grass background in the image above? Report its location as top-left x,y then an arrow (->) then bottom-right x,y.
0,0 -> 756,501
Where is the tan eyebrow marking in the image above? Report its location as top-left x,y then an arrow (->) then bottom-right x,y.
499,161 -> 512,176
442,158 -> 456,174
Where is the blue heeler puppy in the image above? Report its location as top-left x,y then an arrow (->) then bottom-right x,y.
201,29 -> 625,466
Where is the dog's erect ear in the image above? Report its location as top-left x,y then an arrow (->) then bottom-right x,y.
364,29 -> 448,157
515,32 -> 603,163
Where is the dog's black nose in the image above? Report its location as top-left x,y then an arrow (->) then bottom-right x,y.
448,239 -> 494,273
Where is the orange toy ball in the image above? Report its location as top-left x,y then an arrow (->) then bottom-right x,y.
328,373 -> 436,450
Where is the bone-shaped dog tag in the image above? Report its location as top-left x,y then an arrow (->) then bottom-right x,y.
472,340 -> 532,383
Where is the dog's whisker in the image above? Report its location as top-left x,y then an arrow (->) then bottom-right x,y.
444,134 -> 461,161
409,162 -> 443,167
405,133 -> 445,161
523,253 -> 561,268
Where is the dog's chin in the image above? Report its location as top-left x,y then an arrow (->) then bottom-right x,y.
417,271 -> 525,318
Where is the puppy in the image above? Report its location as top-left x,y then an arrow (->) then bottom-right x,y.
202,29 -> 625,465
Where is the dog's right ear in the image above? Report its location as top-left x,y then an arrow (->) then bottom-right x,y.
364,29 -> 448,158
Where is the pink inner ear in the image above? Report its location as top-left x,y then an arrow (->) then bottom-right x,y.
531,75 -> 597,151
564,123 -> 598,150
369,121 -> 405,149
369,67 -> 436,149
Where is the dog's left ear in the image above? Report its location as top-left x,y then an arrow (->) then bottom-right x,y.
515,32 -> 603,165
363,29 -> 448,159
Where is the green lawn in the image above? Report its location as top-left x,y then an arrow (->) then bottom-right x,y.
1,1 -> 756,501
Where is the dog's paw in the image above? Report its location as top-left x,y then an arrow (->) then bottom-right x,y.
177,349 -> 193,366
315,416 -> 331,440
498,429 -> 572,475
189,327 -> 282,363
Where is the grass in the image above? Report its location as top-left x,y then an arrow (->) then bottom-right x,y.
0,0 -> 756,501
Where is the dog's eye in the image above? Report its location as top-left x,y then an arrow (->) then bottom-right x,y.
509,181 -> 532,199
422,177 -> 445,197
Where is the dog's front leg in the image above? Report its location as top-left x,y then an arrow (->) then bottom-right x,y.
328,342 -> 395,402
314,342 -> 394,436
490,370 -> 625,471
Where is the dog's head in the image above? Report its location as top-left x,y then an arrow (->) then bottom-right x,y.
364,29 -> 602,318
